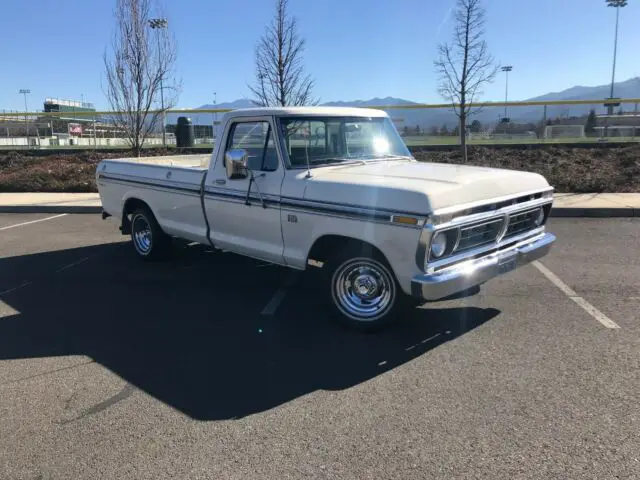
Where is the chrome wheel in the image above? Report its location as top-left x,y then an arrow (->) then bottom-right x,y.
331,257 -> 396,322
132,213 -> 153,255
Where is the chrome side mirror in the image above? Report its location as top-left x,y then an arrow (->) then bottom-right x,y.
225,149 -> 248,180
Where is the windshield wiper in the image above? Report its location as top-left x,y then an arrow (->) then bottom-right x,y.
368,154 -> 413,160
309,158 -> 365,166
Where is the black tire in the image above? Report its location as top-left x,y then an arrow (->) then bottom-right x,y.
323,245 -> 406,333
130,207 -> 170,260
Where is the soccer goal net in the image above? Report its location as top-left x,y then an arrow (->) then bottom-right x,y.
543,125 -> 585,139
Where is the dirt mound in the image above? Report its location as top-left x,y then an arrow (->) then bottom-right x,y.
1,145 -> 639,193
0,150 -> 175,193
411,145 -> 640,193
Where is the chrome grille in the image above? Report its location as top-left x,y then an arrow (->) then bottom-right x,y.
455,218 -> 503,252
505,208 -> 540,238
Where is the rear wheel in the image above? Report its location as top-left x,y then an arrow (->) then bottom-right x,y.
325,247 -> 404,332
130,207 -> 170,260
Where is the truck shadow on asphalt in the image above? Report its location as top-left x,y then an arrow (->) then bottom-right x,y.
0,241 -> 500,421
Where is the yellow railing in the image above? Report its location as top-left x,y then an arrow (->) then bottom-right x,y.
1,97 -> 639,117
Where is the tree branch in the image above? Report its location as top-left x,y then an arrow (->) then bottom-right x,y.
249,0 -> 316,107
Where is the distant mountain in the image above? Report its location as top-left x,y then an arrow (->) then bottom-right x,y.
528,77 -> 640,103
505,76 -> 640,124
167,77 -> 640,129
196,99 -> 255,110
165,98 -> 254,125
323,96 -> 417,107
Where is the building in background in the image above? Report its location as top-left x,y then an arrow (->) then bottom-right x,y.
43,98 -> 95,119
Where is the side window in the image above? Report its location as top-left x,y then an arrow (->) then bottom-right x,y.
225,121 -> 278,172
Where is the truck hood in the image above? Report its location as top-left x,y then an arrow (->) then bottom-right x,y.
303,160 -> 551,214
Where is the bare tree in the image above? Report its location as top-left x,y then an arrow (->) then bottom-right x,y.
249,0 -> 315,107
434,0 -> 498,161
103,0 -> 180,156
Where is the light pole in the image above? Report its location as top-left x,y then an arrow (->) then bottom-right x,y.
213,92 -> 217,142
606,0 -> 626,110
149,18 -> 168,146
604,0 -> 626,137
501,66 -> 513,120
19,89 -> 30,141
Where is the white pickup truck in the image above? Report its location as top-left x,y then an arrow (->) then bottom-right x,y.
97,106 -> 555,331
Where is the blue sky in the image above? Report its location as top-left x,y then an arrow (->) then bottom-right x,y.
1,0 -> 638,111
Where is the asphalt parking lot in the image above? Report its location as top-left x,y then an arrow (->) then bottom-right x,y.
1,213 -> 639,479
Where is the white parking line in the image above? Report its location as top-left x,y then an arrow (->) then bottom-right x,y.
0,256 -> 92,298
56,256 -> 90,273
261,271 -> 300,315
533,261 -> 620,329
0,214 -> 68,231
0,281 -> 32,297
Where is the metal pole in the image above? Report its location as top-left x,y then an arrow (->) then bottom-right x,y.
501,66 -> 512,120
23,92 -> 28,121
19,89 -> 30,146
157,32 -> 166,147
610,5 -> 619,103
213,91 -> 217,145
504,70 -> 509,118
604,0 -> 626,137
149,18 -> 168,147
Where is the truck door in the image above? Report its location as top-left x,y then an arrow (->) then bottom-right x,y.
203,116 -> 285,264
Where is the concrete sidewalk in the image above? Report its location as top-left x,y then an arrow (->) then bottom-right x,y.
552,193 -> 640,217
0,193 -> 102,213
0,192 -> 639,217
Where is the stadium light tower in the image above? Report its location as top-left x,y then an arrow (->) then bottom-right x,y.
606,0 -> 626,113
501,66 -> 513,120
19,88 -> 30,120
149,18 -> 168,146
213,92 -> 217,141
19,88 -> 31,139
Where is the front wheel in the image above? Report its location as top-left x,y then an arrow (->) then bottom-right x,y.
326,250 -> 403,332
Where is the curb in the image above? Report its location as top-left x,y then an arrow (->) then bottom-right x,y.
0,205 -> 102,214
1,205 -> 638,217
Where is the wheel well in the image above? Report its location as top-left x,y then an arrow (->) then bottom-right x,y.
307,235 -> 385,267
120,198 -> 151,235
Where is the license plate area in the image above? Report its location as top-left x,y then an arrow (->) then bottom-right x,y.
497,252 -> 517,275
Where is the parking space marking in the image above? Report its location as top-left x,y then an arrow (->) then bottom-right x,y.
0,214 -> 68,231
56,256 -> 90,273
533,261 -> 620,329
0,281 -> 32,297
1,255 -> 93,298
261,271 -> 300,315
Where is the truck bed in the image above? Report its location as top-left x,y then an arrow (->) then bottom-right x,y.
98,154 -> 211,190
104,154 -> 211,169
97,154 -> 213,245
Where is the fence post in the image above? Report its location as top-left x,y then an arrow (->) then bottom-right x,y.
542,104 -> 547,143
634,102 -> 638,141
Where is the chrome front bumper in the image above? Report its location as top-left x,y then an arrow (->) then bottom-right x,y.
411,232 -> 556,301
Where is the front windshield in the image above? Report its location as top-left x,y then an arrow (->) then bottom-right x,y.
278,116 -> 412,167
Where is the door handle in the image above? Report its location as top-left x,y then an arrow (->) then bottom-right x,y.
215,179 -> 226,185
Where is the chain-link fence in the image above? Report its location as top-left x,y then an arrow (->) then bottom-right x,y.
1,99 -> 639,150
